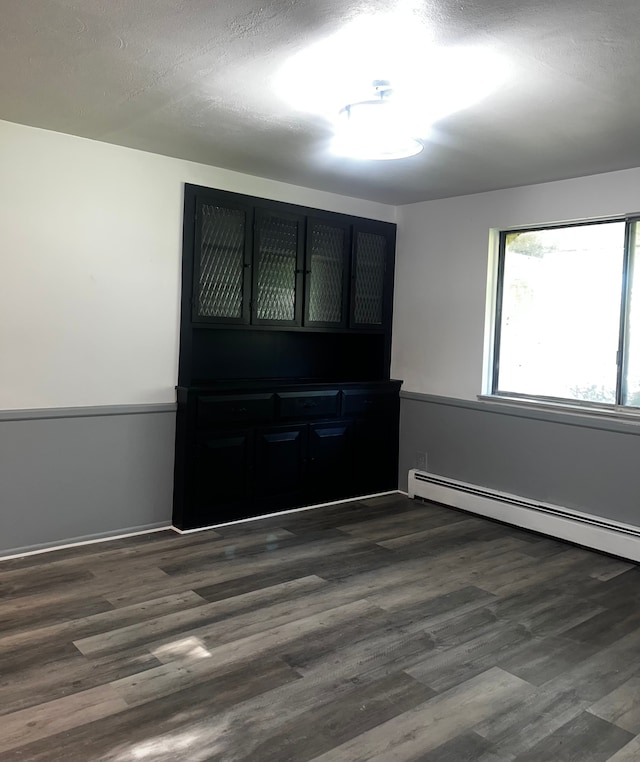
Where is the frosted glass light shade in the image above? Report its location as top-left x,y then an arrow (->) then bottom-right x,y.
332,100 -> 423,160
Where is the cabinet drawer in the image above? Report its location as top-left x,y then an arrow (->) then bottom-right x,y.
198,393 -> 275,426
277,390 -> 340,419
341,389 -> 397,417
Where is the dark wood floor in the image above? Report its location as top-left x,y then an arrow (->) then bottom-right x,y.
1,495 -> 640,761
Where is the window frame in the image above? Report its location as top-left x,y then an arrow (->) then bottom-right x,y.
490,214 -> 640,411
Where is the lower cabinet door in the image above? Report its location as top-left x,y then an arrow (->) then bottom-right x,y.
353,418 -> 398,494
192,429 -> 253,527
254,425 -> 308,510
308,421 -> 353,501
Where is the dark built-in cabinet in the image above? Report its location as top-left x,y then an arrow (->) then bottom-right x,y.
173,184 -> 401,530
173,381 -> 401,530
193,193 -> 394,331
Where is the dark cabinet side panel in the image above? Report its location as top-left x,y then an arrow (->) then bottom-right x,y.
352,418 -> 399,495
346,388 -> 400,494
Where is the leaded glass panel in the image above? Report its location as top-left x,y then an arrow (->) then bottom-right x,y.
255,215 -> 299,322
198,205 -> 245,318
353,231 -> 386,325
308,223 -> 345,324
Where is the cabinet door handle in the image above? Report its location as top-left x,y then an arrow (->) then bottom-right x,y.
301,401 -> 319,409
232,407 -> 249,414
363,399 -> 374,406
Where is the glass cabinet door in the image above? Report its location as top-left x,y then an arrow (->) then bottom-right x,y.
193,200 -> 252,324
252,209 -> 305,326
304,218 -> 350,328
350,223 -> 394,330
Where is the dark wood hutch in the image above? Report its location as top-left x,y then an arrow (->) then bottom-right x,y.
173,183 -> 401,530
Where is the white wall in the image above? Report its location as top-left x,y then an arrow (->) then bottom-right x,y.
0,120 -> 395,410
392,167 -> 640,399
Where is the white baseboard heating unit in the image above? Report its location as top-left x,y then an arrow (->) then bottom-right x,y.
408,469 -> 640,563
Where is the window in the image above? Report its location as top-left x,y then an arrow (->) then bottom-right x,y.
493,217 -> 640,408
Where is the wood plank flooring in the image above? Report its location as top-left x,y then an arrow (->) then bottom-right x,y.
1,494 -> 639,761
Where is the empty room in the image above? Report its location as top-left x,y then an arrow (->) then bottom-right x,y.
2,1 -> 640,760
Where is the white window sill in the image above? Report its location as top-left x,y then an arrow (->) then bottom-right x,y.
477,394 -> 640,428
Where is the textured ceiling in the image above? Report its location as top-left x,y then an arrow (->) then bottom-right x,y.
2,0 -> 640,204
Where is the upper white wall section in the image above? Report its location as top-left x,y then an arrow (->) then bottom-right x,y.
0,120 -> 394,410
392,167 -> 640,399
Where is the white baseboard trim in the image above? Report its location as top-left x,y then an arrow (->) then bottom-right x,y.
0,491 -> 405,557
172,490 -> 402,534
408,469 -> 640,563
0,523 -> 174,561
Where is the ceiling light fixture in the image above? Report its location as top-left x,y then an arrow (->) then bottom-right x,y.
275,9 -> 509,161
332,80 -> 423,161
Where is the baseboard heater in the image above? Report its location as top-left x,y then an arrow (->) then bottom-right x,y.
408,469 -> 640,563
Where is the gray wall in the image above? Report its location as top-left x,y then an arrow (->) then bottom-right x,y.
400,393 -> 640,528
0,405 -> 176,556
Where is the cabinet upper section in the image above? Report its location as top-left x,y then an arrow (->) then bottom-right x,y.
185,185 -> 396,333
